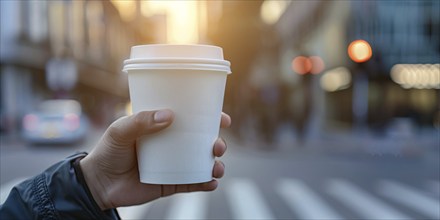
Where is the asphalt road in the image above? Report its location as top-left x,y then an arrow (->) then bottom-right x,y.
1,128 -> 439,219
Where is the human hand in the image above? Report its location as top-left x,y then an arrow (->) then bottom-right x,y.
80,110 -> 231,210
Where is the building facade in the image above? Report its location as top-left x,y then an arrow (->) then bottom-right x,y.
0,1 -> 147,133
275,0 -> 439,132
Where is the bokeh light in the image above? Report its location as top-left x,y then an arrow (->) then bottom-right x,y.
292,56 -> 312,74
348,39 -> 372,63
391,64 -> 440,89
260,0 -> 290,25
309,56 -> 325,74
292,56 -> 325,74
320,67 -> 352,92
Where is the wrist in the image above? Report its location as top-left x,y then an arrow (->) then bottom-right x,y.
78,156 -> 109,210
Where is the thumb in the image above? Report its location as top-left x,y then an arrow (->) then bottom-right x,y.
107,109 -> 174,144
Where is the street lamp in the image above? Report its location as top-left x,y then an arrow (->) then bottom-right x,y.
347,39 -> 372,134
348,39 -> 372,63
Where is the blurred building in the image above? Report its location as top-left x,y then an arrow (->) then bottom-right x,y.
347,1 -> 439,130
1,0 -> 438,138
0,1 -> 150,133
273,0 -> 439,134
207,1 -> 264,134
205,0 -> 439,141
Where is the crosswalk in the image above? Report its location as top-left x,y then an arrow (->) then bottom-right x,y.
116,178 -> 439,220
1,177 -> 439,219
165,192 -> 208,220
226,178 -> 275,219
377,180 -> 440,219
276,178 -> 342,219
326,179 -> 410,219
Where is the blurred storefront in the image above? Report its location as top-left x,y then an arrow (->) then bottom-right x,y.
273,0 -> 439,136
0,1 -> 147,133
0,0 -> 232,134
346,1 -> 440,132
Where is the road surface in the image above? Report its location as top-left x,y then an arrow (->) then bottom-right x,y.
1,128 -> 439,219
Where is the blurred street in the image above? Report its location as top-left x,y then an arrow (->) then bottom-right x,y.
1,126 -> 439,219
0,127 -> 104,186
1,1 -> 439,219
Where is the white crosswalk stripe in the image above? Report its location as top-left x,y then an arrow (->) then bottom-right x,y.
378,180 -> 440,219
275,178 -> 342,219
165,192 -> 208,220
326,179 -> 410,219
226,178 -> 274,219
117,203 -> 152,220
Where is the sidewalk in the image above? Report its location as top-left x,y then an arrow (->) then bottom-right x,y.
222,124 -> 439,159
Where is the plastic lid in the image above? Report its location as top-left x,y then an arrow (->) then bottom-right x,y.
123,44 -> 231,73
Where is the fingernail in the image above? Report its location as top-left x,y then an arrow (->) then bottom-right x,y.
154,110 -> 172,123
220,137 -> 227,148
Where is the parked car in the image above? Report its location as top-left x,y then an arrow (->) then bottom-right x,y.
22,99 -> 89,144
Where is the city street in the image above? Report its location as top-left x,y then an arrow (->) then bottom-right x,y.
1,126 -> 439,219
1,1 -> 439,219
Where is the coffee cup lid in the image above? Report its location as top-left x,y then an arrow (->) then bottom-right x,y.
123,44 -> 231,74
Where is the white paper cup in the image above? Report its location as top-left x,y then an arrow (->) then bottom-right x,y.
123,44 -> 231,184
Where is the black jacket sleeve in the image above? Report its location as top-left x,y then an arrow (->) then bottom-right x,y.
0,152 -> 120,220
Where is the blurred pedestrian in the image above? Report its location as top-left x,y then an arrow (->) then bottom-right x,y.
256,82 -> 281,144
292,74 -> 313,145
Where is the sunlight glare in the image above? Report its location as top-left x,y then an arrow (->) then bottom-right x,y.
141,1 -> 199,44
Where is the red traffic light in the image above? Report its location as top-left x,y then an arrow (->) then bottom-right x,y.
292,56 -> 325,74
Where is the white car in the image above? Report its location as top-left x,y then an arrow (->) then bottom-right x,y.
22,99 -> 89,144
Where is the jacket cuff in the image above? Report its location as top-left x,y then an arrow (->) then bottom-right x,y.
71,152 -> 121,220
43,152 -> 120,219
